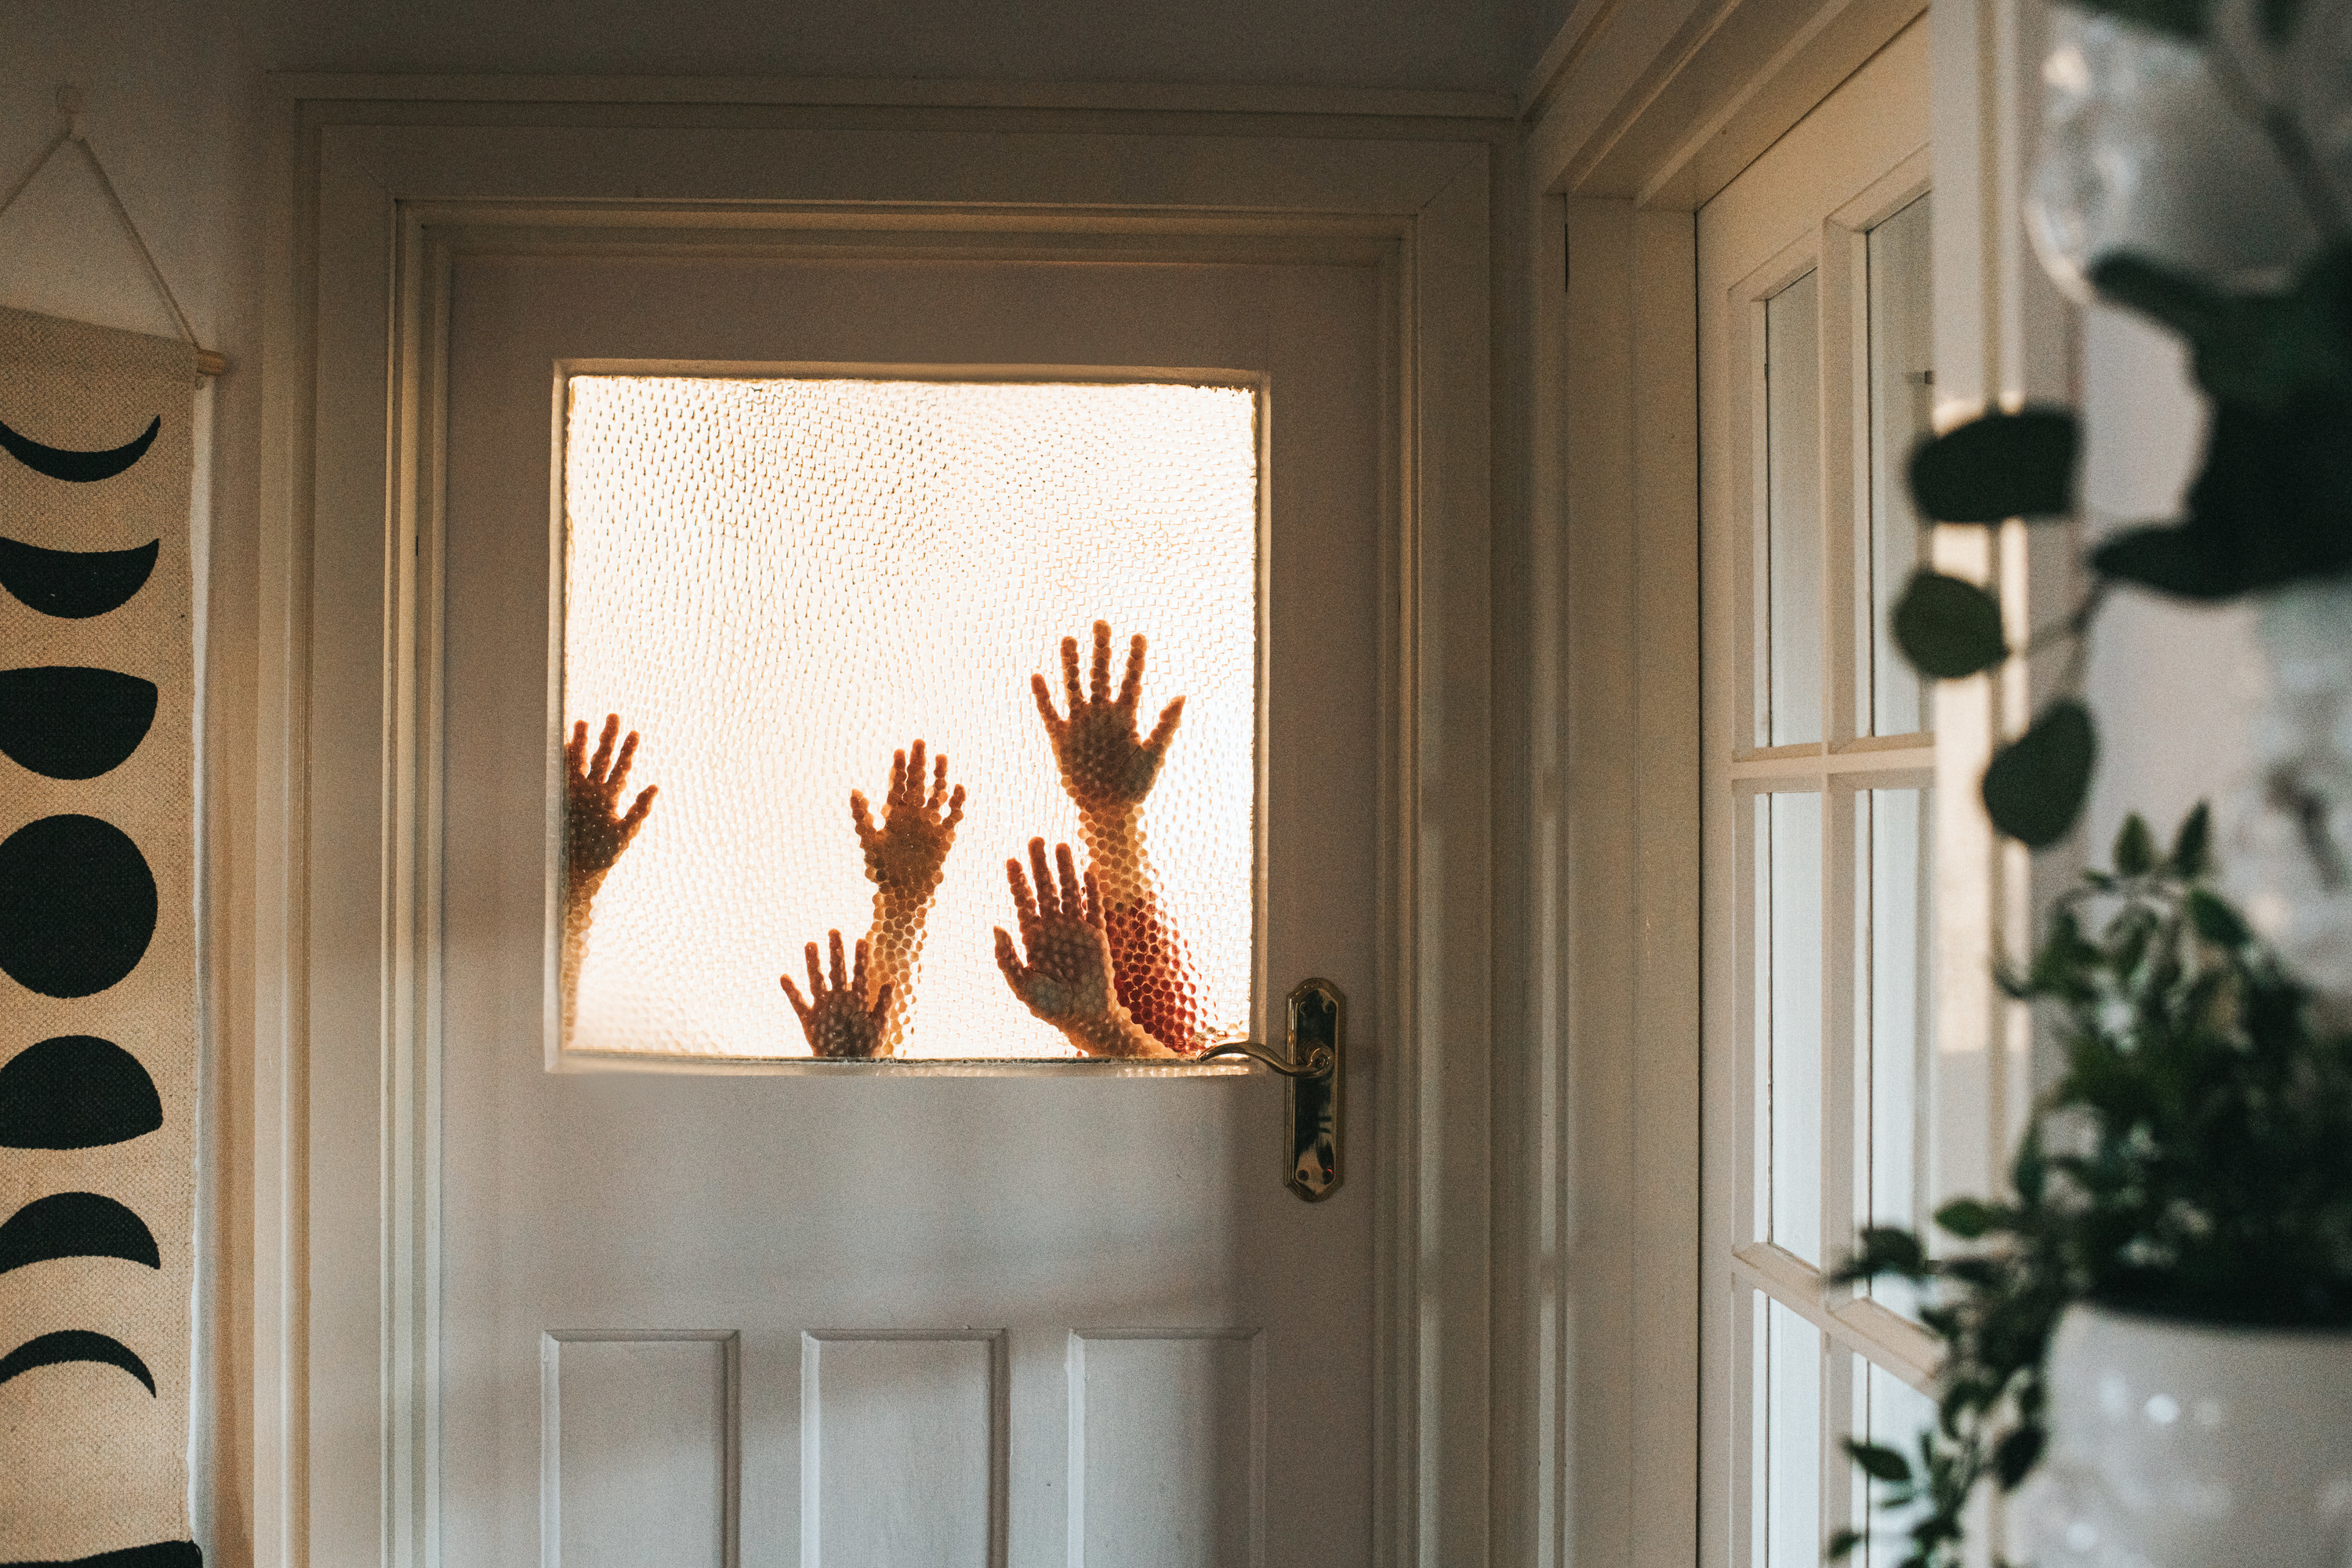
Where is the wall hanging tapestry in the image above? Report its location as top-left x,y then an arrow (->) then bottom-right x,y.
0,306 -> 200,1568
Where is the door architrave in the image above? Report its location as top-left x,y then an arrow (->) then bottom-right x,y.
1510,0 -> 2069,1565
256,88 -> 1506,1568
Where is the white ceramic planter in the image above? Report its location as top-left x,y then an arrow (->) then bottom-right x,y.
2015,1304 -> 2352,1568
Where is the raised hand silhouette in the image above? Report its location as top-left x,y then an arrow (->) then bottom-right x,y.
564,713 -> 656,888
851,738 -> 965,898
779,739 -> 963,1058
1028,621 -> 1203,1054
992,837 -> 1175,1059
781,930 -> 893,1060
560,713 -> 658,1045
1030,621 -> 1185,818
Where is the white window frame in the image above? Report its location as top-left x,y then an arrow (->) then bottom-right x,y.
1516,0 -> 2071,1566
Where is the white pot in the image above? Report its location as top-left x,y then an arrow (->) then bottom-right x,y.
2015,1304 -> 2352,1568
2222,579 -> 2352,1011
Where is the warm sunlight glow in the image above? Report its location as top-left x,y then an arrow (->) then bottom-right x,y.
561,376 -> 1258,1059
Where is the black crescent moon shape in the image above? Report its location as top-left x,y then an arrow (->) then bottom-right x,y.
0,1192 -> 160,1276
0,666 -> 158,779
0,1328 -> 155,1395
0,535 -> 160,619
25,1544 -> 206,1568
0,1035 -> 164,1149
0,412 -> 160,483
0,815 -> 158,998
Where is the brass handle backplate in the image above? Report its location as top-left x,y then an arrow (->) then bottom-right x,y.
1196,978 -> 1345,1202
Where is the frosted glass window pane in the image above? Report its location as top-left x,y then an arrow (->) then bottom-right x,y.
1857,788 -> 1934,1315
1764,1301 -> 1823,1568
1764,791 -> 1824,1264
561,377 -> 1257,1060
1867,197 -> 1934,738
1766,271 -> 1824,746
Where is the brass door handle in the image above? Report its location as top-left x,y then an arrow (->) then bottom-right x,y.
1194,1040 -> 1334,1079
1198,978 -> 1344,1202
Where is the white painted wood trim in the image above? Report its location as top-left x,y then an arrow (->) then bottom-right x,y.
267,71 -> 1515,121
261,90 -> 1504,1568
1515,2 -> 2042,1566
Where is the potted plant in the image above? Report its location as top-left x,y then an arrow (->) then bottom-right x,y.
1891,0 -> 2352,988
1831,807 -> 2352,1568
1834,1 -> 2352,1557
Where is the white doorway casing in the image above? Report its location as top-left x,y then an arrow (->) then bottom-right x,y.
1519,0 -> 2071,1565
257,84 -> 1506,1568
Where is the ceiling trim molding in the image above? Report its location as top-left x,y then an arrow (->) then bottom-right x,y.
266,71 -> 1516,123
1526,0 -> 1928,208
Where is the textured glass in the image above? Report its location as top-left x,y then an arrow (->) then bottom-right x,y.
1763,790 -> 1824,1264
561,376 -> 1258,1060
1859,787 -> 1935,1316
1766,271 -> 1824,746
1867,198 -> 1935,737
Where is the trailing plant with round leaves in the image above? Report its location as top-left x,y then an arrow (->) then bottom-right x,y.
1828,804 -> 2352,1568
1889,0 -> 2352,850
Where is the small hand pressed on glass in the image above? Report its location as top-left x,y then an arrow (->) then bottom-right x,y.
993,837 -> 1175,1059
850,737 -> 965,895
563,713 -> 656,887
1029,619 -> 1185,818
780,929 -> 893,1060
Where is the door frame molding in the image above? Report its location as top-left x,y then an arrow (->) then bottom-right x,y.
1511,0 -> 2067,1564
256,85 -> 1507,1568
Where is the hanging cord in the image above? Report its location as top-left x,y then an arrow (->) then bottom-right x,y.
0,87 -> 227,377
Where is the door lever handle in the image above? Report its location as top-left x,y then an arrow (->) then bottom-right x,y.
1193,1040 -> 1334,1079
1196,978 -> 1345,1201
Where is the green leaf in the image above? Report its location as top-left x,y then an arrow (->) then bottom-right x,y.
1909,408 -> 2079,522
2062,0 -> 2209,34
2185,887 -> 2253,948
2091,248 -> 2352,411
1993,1424 -> 2047,1489
1828,1528 -> 1866,1561
2264,0 -> 2307,41
1982,701 -> 2096,849
2114,814 -> 2156,877
2170,801 -> 2212,877
1846,1439 -> 1915,1483
2091,523 -> 2254,601
1846,1225 -> 1929,1279
1936,1198 -> 2002,1239
1892,571 -> 2009,677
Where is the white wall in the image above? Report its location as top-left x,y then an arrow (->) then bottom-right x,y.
2076,302 -> 2262,862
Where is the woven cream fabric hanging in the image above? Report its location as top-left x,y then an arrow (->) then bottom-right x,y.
0,306 -> 200,1568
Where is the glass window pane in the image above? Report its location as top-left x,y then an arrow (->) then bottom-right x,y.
1766,270 -> 1824,746
1763,1301 -> 1823,1568
1752,1294 -> 1770,1568
1866,197 -> 1934,737
561,376 -> 1258,1060
1765,791 -> 1824,1264
1856,787 -> 1934,1315
1855,1358 -> 1936,1568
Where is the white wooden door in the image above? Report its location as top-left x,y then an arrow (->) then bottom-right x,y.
433,252 -> 1381,1564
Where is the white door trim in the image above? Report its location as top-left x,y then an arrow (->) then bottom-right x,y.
256,87 -> 1504,1568
1514,0 -> 2069,1565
